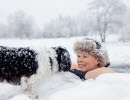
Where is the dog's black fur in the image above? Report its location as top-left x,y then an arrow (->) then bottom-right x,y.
0,46 -> 71,85
53,47 -> 71,71
0,46 -> 38,84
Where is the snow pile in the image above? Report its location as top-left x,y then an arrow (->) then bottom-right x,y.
0,83 -> 22,100
0,73 -> 130,100
49,73 -> 130,100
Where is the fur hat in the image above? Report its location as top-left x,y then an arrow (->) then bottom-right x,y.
73,38 -> 110,67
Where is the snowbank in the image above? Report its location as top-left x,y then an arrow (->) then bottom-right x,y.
0,72 -> 130,100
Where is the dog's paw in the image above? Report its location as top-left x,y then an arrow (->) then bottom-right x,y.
29,94 -> 38,100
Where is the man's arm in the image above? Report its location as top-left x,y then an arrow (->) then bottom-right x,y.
84,67 -> 115,80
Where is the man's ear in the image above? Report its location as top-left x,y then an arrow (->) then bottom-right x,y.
96,59 -> 100,67
97,63 -> 101,67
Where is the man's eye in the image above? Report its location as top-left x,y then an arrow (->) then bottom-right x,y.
77,55 -> 80,58
83,56 -> 87,58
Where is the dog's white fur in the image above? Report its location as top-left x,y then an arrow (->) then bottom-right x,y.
20,47 -> 59,99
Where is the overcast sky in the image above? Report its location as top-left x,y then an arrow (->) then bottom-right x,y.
0,0 -> 88,26
0,0 -> 129,26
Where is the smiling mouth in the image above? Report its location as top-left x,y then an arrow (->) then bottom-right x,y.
78,64 -> 86,68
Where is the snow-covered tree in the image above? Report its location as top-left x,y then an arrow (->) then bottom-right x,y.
7,11 -> 35,38
0,23 -> 8,38
89,0 -> 127,42
119,8 -> 130,42
43,16 -> 79,38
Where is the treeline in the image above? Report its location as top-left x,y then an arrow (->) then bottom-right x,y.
0,0 -> 130,42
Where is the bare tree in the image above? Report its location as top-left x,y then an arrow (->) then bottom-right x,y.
43,16 -> 79,38
89,0 -> 126,42
0,23 -> 8,38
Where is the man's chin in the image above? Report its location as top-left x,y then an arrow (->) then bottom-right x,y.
78,68 -> 87,72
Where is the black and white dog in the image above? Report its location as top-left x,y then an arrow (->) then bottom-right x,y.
0,46 -> 71,99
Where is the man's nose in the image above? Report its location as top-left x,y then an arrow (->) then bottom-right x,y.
77,57 -> 83,62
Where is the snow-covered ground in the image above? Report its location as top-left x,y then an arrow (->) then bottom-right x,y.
0,37 -> 130,100
0,37 -> 129,67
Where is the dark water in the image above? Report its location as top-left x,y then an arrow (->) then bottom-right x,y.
110,64 -> 130,73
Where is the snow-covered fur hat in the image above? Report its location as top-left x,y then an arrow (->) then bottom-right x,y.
73,38 -> 110,67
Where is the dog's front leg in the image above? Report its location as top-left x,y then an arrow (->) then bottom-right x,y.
21,77 -> 29,92
21,75 -> 38,99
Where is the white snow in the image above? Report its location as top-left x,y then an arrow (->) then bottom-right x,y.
0,37 -> 130,100
49,73 -> 130,100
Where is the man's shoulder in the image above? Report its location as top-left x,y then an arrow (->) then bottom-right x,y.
71,64 -> 78,69
85,67 -> 115,80
91,67 -> 115,73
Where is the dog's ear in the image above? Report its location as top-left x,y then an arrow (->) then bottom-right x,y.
52,46 -> 71,71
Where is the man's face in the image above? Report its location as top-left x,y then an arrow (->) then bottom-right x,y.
77,52 -> 99,72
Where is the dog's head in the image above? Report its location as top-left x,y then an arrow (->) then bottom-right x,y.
52,46 -> 71,71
